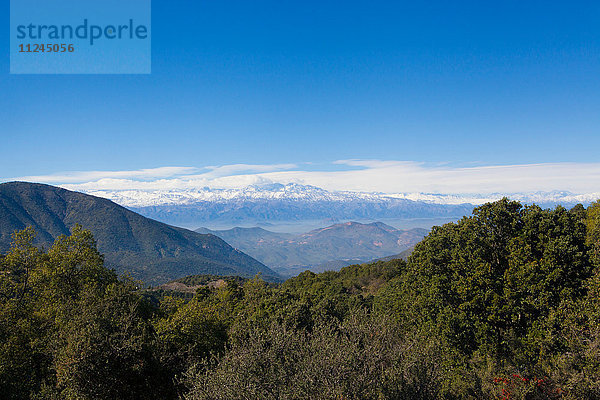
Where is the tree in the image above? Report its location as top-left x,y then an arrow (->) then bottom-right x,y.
52,281 -> 167,400
380,200 -> 595,396
587,200 -> 600,266
0,228 -> 51,399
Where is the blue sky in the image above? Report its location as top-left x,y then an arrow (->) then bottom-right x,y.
1,1 -> 600,191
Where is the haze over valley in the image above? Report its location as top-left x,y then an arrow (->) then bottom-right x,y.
197,222 -> 428,277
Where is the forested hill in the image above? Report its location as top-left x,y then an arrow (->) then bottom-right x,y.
0,182 -> 279,284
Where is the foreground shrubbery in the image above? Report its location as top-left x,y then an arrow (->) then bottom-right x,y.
183,311 -> 442,400
1,199 -> 599,399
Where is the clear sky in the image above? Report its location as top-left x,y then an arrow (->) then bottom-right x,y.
1,1 -> 599,189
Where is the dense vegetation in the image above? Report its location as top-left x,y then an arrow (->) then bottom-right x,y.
1,198 -> 599,399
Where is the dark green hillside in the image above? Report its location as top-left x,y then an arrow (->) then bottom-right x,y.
0,182 -> 278,284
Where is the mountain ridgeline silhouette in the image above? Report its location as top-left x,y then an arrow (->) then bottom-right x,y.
0,182 -> 279,285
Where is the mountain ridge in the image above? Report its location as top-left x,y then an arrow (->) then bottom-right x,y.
78,183 -> 599,208
75,184 -> 598,229
106,184 -> 474,228
196,221 -> 427,277
0,182 -> 279,285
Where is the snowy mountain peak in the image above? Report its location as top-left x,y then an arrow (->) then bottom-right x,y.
82,183 -> 384,207
70,184 -> 599,230
80,184 -> 599,209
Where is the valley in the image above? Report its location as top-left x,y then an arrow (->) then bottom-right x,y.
197,222 -> 427,277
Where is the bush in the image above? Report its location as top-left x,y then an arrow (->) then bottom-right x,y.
183,309 -> 442,400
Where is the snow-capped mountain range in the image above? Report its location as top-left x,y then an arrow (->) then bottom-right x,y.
78,183 -> 599,230
84,183 -> 378,207
82,183 -> 599,208
386,191 -> 600,207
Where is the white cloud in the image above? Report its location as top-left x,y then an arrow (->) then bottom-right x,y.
15,166 -> 200,184
199,163 -> 298,179
8,160 -> 600,196
12,164 -> 298,187
242,162 -> 600,195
